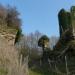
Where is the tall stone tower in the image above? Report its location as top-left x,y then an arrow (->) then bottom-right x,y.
58,6 -> 75,39
58,9 -> 71,37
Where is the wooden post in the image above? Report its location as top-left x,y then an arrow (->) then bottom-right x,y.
65,55 -> 69,75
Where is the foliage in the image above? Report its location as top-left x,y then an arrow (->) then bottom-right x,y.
14,28 -> 22,44
38,35 -> 49,49
0,4 -> 21,30
16,31 -> 43,60
38,35 -> 50,64
58,9 -> 71,37
6,6 -> 21,29
15,35 -> 29,62
0,68 -> 8,75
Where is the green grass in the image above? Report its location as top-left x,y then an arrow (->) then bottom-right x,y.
29,64 -> 55,75
0,68 -> 8,75
29,69 -> 42,75
29,69 -> 55,75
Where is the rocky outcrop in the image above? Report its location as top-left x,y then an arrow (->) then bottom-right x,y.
0,25 -> 17,45
0,32 -> 16,45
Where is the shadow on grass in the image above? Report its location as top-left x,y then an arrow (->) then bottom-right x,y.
29,65 -> 55,75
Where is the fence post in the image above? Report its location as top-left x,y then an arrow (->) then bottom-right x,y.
65,55 -> 69,75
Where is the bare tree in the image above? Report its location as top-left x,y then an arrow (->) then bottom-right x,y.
49,36 -> 59,50
0,4 -> 7,25
6,5 -> 21,29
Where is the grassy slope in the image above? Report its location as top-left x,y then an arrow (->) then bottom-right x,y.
29,56 -> 75,75
29,68 -> 55,75
29,63 -> 55,75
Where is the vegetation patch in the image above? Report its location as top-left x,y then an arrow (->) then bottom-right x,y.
0,68 -> 8,75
